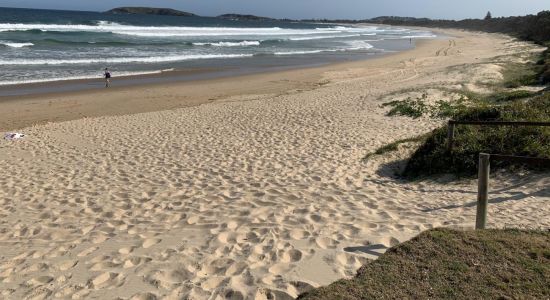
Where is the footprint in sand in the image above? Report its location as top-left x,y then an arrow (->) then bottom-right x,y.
144,269 -> 191,289
314,236 -> 339,249
279,249 -> 303,263
198,258 -> 234,277
187,215 -> 200,224
28,262 -> 49,272
23,286 -> 53,299
129,292 -> 158,300
90,232 -> 110,244
286,281 -> 316,297
77,246 -> 98,257
90,272 -> 124,289
142,238 -> 161,249
26,275 -> 54,287
219,288 -> 245,300
123,256 -> 152,268
226,220 -> 240,230
201,276 -> 229,291
58,260 -> 78,271
217,231 -> 236,244
255,288 -> 294,300
268,263 -> 292,275
118,246 -> 135,255
335,253 -> 363,269
53,284 -> 86,298
225,262 -> 248,276
308,214 -> 324,223
289,229 -> 310,240
89,261 -> 121,271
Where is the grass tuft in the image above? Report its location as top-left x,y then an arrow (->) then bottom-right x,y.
402,93 -> 550,178
382,94 -> 428,119
382,93 -> 471,120
484,90 -> 536,103
298,228 -> 550,300
501,60 -> 542,88
363,135 -> 428,161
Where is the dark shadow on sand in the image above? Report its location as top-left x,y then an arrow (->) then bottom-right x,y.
343,244 -> 387,257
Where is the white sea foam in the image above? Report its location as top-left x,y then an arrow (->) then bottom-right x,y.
193,41 -> 261,47
402,34 -> 438,39
0,54 -> 253,66
0,41 -> 34,48
344,40 -> 374,50
274,50 -> 325,55
0,23 -> 345,37
0,23 -> 381,38
0,20 -> 436,87
289,34 -> 362,41
274,40 -> 374,56
95,21 -> 124,26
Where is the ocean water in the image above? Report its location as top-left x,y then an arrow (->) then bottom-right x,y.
0,7 -> 436,86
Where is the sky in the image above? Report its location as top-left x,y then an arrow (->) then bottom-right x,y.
0,0 -> 548,20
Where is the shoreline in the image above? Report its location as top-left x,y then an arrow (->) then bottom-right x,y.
0,38 -> 433,131
0,36 -> 417,98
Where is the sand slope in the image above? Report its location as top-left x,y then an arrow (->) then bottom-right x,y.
0,30 -> 549,299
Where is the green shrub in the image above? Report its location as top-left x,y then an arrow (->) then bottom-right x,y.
430,97 -> 469,118
484,90 -> 535,103
382,94 -> 429,119
536,48 -> 550,84
383,94 -> 472,120
501,62 -> 540,88
403,93 -> 550,178
363,135 -> 428,160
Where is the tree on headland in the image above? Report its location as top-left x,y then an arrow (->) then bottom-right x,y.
485,11 -> 492,20
369,11 -> 550,45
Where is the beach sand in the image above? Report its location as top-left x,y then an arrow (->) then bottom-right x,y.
0,29 -> 549,299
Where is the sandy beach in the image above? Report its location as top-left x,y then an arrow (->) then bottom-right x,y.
1,29 -> 549,299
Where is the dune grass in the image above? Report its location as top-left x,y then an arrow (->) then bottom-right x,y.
402,92 -> 550,178
536,47 -> 550,85
484,90 -> 536,103
363,135 -> 428,161
501,62 -> 540,88
298,228 -> 550,300
375,45 -> 550,179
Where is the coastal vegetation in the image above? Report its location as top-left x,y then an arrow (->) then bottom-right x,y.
217,14 -> 274,21
369,11 -> 550,88
403,92 -> 550,178
298,228 -> 550,299
364,11 -> 550,178
368,11 -> 550,45
370,88 -> 550,178
105,7 -> 197,16
381,93 -> 469,119
104,8 -> 276,21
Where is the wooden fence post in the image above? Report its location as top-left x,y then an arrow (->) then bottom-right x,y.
476,153 -> 490,229
447,122 -> 455,153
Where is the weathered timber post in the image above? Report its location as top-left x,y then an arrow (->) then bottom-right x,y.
476,153 -> 490,229
447,122 -> 455,153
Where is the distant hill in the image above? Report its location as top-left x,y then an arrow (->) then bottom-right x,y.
105,7 -> 196,17
217,14 -> 274,21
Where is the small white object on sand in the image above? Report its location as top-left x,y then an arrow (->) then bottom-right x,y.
4,132 -> 25,140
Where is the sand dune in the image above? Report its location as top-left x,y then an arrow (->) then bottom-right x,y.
1,29 -> 549,299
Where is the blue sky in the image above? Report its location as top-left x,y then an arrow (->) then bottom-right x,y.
0,0 -> 548,19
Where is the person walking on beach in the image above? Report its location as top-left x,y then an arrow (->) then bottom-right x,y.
104,68 -> 111,88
